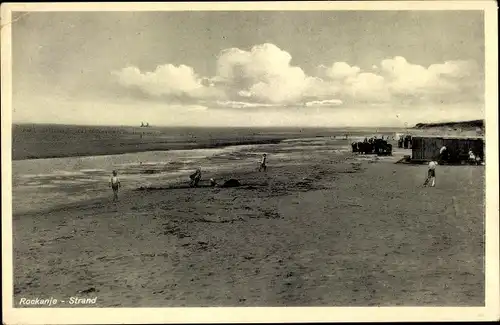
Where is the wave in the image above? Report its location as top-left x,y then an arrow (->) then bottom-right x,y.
80,168 -> 107,173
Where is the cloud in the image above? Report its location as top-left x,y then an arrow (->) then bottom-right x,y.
113,64 -> 223,100
215,43 -> 314,103
112,43 -> 482,109
215,100 -> 284,109
320,62 -> 361,80
237,90 -> 252,97
379,56 -> 481,101
343,72 -> 390,102
174,104 -> 209,111
317,62 -> 389,102
318,57 -> 481,104
305,99 -> 343,107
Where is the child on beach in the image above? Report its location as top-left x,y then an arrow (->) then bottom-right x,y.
189,168 -> 202,187
258,153 -> 267,172
468,149 -> 481,165
109,170 -> 121,201
423,160 -> 437,187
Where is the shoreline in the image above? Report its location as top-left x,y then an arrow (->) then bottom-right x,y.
12,124 -> 403,161
12,135 -> 361,216
12,138 -> 286,161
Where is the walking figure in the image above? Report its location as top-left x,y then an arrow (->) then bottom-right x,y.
258,154 -> 267,172
109,170 -> 121,201
423,160 -> 437,187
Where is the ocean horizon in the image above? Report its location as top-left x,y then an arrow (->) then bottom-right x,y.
12,123 -> 406,161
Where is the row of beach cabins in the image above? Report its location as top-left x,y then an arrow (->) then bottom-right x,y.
351,132 -> 485,165
409,134 -> 484,165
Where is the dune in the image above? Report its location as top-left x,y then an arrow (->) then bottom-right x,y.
411,119 -> 484,137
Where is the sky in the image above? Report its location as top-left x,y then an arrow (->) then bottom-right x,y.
11,10 -> 485,127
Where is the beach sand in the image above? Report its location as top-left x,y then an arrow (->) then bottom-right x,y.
12,149 -> 484,307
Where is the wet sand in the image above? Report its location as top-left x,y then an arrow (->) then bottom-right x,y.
12,149 -> 484,307
13,124 -> 380,160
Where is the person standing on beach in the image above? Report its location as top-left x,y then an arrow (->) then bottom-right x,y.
109,170 -> 121,201
258,153 -> 267,172
423,160 -> 437,187
439,145 -> 448,163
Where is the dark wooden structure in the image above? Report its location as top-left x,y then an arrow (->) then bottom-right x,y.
397,135 -> 413,149
351,139 -> 392,156
411,136 -> 484,163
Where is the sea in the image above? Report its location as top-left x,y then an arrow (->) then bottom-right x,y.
11,124 -> 404,215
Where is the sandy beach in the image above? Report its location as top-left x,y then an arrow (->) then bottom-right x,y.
12,141 -> 485,307
6,6 -> 495,322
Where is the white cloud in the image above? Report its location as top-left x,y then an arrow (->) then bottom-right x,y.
174,104 -> 209,111
379,56 -> 480,98
316,56 -> 481,104
343,72 -> 390,102
298,77 -> 341,99
215,43 -> 313,103
428,60 -> 478,79
318,62 -> 390,102
113,64 -> 222,99
215,100 -> 284,109
238,90 -> 252,97
305,99 -> 343,107
321,62 -> 361,80
112,44 -> 482,109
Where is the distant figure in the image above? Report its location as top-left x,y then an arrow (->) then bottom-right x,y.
475,154 -> 482,165
468,149 -> 476,164
423,160 -> 437,187
351,142 -> 358,153
210,178 -> 217,187
189,168 -> 202,187
468,149 -> 482,165
109,170 -> 121,202
439,145 -> 448,163
258,153 -> 267,172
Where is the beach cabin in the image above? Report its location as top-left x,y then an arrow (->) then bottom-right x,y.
411,135 -> 484,163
